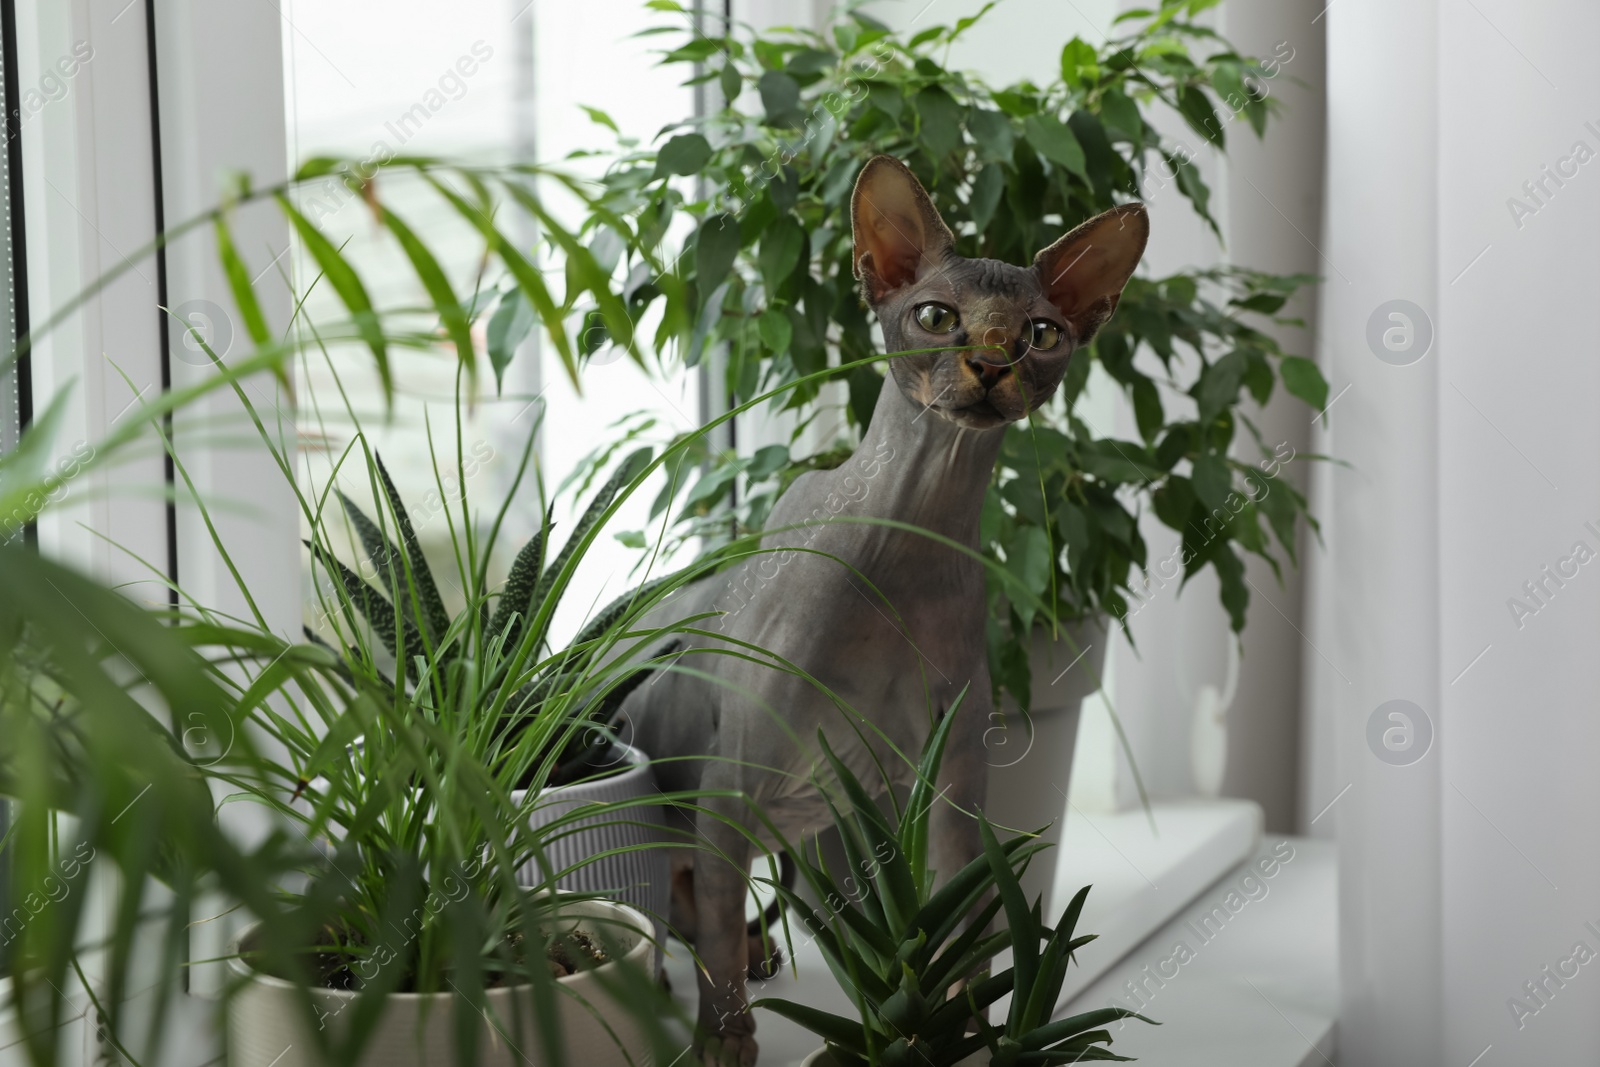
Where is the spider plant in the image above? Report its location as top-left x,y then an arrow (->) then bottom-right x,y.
309,433 -> 685,794
1,518 -> 689,1067
0,155 -> 713,1067
755,690 -> 1154,1066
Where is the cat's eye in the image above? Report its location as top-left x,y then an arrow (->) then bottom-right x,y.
1029,320 -> 1063,350
915,303 -> 960,333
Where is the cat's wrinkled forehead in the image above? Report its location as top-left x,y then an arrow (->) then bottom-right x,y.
898,255 -> 1039,305
958,257 -> 1038,299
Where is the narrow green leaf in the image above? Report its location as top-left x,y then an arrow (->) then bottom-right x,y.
424,176 -> 576,385
213,212 -> 272,349
816,732 -> 919,932
379,205 -> 477,387
499,181 -> 635,367
489,515 -> 550,647
276,194 -> 391,402
753,1000 -> 869,1052
980,815 -> 1037,1019
579,104 -> 619,132
373,453 -> 452,646
306,541 -> 422,679
1022,1007 -> 1157,1052
528,447 -> 652,648
904,684 -> 967,892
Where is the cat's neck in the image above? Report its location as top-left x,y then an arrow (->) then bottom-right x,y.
847,377 -> 1005,547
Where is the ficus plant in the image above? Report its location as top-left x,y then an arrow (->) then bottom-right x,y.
561,0 -> 1327,711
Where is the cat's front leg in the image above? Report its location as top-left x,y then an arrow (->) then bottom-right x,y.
929,690 -> 992,1010
693,773 -> 759,1067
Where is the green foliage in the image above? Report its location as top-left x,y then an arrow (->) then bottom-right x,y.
755,690 -> 1153,1065
582,0 -> 1325,709
0,155 -> 729,1067
320,434 -> 676,789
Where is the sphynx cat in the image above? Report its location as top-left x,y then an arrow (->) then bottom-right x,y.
617,155 -> 1148,1065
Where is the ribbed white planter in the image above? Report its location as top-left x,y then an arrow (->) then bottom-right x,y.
512,742 -> 671,955
227,898 -> 654,1067
985,617 -> 1107,915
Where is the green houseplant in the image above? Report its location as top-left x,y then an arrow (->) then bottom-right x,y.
573,0 -> 1325,713
0,158 -> 740,1067
755,689 -> 1153,1066
3,468 -> 680,1067
308,429 -> 687,942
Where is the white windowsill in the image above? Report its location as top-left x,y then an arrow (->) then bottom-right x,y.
1059,835 -> 1338,1066
665,797 -> 1336,1067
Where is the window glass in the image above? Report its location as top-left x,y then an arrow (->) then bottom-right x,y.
281,0 -> 702,644
0,0 -> 20,966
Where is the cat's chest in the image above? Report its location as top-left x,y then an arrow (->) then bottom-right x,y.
733,546 -> 981,674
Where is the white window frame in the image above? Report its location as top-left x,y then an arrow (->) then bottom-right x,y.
4,0 -> 290,1059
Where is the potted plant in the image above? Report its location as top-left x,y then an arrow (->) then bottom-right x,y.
586,0 -> 1325,682
311,438 -> 683,946
4,550 -> 678,1067
225,894 -> 660,1067
563,0 -> 1324,916
0,158 -> 719,1066
754,688 -> 1153,1066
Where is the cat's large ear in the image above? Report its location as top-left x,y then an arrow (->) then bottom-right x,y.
851,156 -> 956,303
1033,203 -> 1149,344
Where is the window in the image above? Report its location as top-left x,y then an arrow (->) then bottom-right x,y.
0,0 -> 21,974
281,0 -> 709,643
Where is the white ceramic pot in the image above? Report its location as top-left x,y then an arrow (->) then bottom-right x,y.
512,741 -> 671,956
985,617 -> 1107,916
227,898 -> 654,1067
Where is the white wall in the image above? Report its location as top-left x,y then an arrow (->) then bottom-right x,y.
1316,0 -> 1600,1061
1215,0 -> 1324,833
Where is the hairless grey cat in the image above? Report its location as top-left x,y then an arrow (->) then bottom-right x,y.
616,155 -> 1147,1065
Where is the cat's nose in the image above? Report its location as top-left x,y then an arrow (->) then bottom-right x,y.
965,351 -> 1013,391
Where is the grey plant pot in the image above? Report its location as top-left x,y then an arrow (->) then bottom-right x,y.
227,898 -> 654,1067
983,617 -> 1108,916
512,741 -> 671,959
